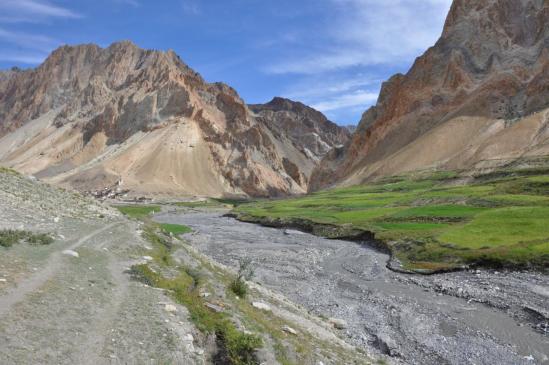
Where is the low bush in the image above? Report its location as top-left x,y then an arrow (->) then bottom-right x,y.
0,229 -> 54,247
230,258 -> 255,298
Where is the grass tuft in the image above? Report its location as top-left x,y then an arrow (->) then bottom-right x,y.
0,229 -> 54,247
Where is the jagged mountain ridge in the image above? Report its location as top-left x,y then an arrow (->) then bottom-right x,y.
312,0 -> 549,189
0,41 -> 348,197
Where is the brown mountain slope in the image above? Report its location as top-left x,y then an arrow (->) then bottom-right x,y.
0,41 -> 348,198
312,0 -> 549,189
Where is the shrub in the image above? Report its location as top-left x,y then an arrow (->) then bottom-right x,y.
230,258 -> 254,298
0,230 -> 53,247
0,230 -> 28,247
27,233 -> 54,245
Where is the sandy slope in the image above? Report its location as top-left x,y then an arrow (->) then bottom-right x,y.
340,108 -> 549,186
0,114 -> 239,198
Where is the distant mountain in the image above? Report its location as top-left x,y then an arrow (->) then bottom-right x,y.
0,41 -> 348,197
250,97 -> 350,161
312,0 -> 549,190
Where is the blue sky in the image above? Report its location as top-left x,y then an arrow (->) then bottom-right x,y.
0,0 -> 452,125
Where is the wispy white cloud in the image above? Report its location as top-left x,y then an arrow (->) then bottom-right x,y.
311,90 -> 378,112
282,74 -> 380,118
266,0 -> 452,74
181,0 -> 201,15
285,74 -> 379,100
0,1 -> 80,66
0,0 -> 82,22
0,28 -> 58,52
0,52 -> 46,64
114,0 -> 140,7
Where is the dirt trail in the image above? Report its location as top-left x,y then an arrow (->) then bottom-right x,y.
0,222 -> 121,317
76,257 -> 129,365
155,210 -> 549,365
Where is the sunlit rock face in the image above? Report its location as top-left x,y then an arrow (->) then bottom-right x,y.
0,41 -> 349,198
312,0 -> 549,190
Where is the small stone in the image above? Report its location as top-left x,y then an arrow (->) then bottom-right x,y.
164,304 -> 177,313
53,217 -> 60,223
143,256 -> 153,261
284,229 -> 304,235
62,250 -> 79,258
328,318 -> 347,330
195,348 -> 204,355
282,325 -> 297,335
205,303 -> 224,313
0,278 -> 7,283
183,334 -> 194,342
200,292 -> 211,298
251,302 -> 271,311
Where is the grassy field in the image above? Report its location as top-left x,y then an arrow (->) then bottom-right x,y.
115,205 -> 192,239
235,168 -> 549,272
115,205 -> 161,219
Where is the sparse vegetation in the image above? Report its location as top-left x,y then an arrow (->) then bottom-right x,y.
127,209 -> 262,365
0,166 -> 19,175
130,261 -> 262,365
0,229 -> 54,247
229,258 -> 255,298
235,167 -> 549,271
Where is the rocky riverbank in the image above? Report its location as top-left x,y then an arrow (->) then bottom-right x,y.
155,209 -> 549,365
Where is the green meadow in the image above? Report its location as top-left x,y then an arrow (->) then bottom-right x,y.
235,168 -> 549,272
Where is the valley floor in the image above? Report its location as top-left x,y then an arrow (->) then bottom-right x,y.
0,170 -> 369,365
154,209 -> 549,365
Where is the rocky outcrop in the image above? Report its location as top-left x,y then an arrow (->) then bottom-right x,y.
0,41 -> 348,198
312,0 -> 549,190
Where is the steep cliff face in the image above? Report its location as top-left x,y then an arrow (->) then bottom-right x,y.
312,0 -> 549,189
0,41 -> 348,197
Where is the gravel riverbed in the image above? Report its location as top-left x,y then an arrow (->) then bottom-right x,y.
155,210 -> 549,365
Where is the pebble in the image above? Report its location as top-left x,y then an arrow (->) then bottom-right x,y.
62,250 -> 79,258
282,325 -> 298,335
205,303 -> 224,313
284,229 -> 305,235
164,304 -> 177,313
183,334 -> 194,342
251,301 -> 271,311
328,318 -> 348,330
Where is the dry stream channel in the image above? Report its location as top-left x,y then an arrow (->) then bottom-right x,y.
154,209 -> 549,365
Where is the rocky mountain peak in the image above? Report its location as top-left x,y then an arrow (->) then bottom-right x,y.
0,41 -> 348,198
250,97 -> 350,160
311,0 -> 549,190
